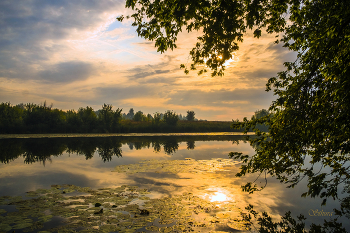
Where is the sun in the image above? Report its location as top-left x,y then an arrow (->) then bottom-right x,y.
203,54 -> 235,67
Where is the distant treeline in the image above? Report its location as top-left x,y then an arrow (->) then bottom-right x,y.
0,102 -> 243,134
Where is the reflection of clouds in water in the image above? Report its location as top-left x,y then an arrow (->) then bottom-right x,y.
0,138 -> 346,230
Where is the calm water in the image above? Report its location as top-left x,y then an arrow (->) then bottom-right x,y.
0,135 -> 348,232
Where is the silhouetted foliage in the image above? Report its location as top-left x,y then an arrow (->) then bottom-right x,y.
98,104 -> 122,133
98,104 -> 114,132
163,110 -> 179,126
0,102 -> 246,133
126,108 -> 135,120
120,0 -> 350,206
133,111 -> 146,122
186,110 -> 195,121
66,110 -> 81,133
243,205 -> 346,233
0,102 -> 23,133
23,102 -> 66,133
117,0 -> 350,230
78,107 -> 98,133
251,109 -> 270,132
152,112 -> 162,125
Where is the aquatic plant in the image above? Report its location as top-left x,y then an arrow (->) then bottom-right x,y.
0,184 -> 247,232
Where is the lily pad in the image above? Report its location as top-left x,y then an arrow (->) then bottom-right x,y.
0,183 -> 248,232
0,223 -> 12,231
39,214 -> 53,222
13,221 -> 33,229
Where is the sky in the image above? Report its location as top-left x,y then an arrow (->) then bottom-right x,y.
0,0 -> 296,121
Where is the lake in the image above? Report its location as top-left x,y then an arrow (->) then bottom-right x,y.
0,134 -> 348,232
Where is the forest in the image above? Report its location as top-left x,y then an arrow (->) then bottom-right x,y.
0,102 -> 268,134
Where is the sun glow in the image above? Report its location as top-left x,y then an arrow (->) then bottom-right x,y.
203,54 -> 235,67
210,192 -> 228,202
203,188 -> 232,204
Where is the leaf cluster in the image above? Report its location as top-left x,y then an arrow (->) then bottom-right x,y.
118,0 -> 289,76
230,0 -> 350,204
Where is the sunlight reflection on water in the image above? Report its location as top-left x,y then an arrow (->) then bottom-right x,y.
0,137 -> 348,231
202,187 -> 233,207
210,191 -> 228,202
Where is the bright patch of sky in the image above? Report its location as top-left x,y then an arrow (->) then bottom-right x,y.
0,0 -> 296,120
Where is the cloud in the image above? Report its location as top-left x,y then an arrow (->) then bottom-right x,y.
38,61 -> 95,83
0,1 -> 294,120
0,0 -> 125,81
234,69 -> 280,80
124,55 -> 179,81
95,85 -> 155,101
166,88 -> 275,108
265,42 -> 297,61
127,66 -> 171,80
140,77 -> 176,84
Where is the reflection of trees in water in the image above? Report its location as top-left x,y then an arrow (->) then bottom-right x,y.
65,138 -> 97,160
150,138 -> 178,155
162,139 -> 179,155
128,141 -> 152,150
98,138 -> 122,162
127,142 -> 134,150
0,135 -> 248,164
2,135 -> 347,230
16,139 -> 66,164
134,141 -> 151,150
152,141 -> 161,153
186,140 -> 195,150
0,140 -> 25,163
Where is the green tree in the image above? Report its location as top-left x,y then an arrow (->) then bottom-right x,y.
98,104 -> 114,132
78,106 -> 98,132
66,110 -> 81,133
120,0 -> 350,200
133,111 -> 145,121
147,113 -> 153,121
126,108 -> 135,120
119,0 -> 350,229
153,112 -> 162,125
186,110 -> 195,121
251,109 -> 270,132
0,102 -> 24,133
23,102 -> 65,133
163,110 -> 179,126
49,108 -> 66,132
112,108 -> 123,131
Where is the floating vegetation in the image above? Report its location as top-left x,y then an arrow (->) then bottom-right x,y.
113,158 -> 240,174
0,184 -> 248,232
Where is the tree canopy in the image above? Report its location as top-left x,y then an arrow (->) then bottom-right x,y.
186,110 -> 195,121
118,0 -> 350,225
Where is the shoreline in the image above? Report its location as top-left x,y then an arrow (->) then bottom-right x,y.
0,132 -> 256,139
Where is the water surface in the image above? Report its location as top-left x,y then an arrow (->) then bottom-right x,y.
0,135 -> 348,232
